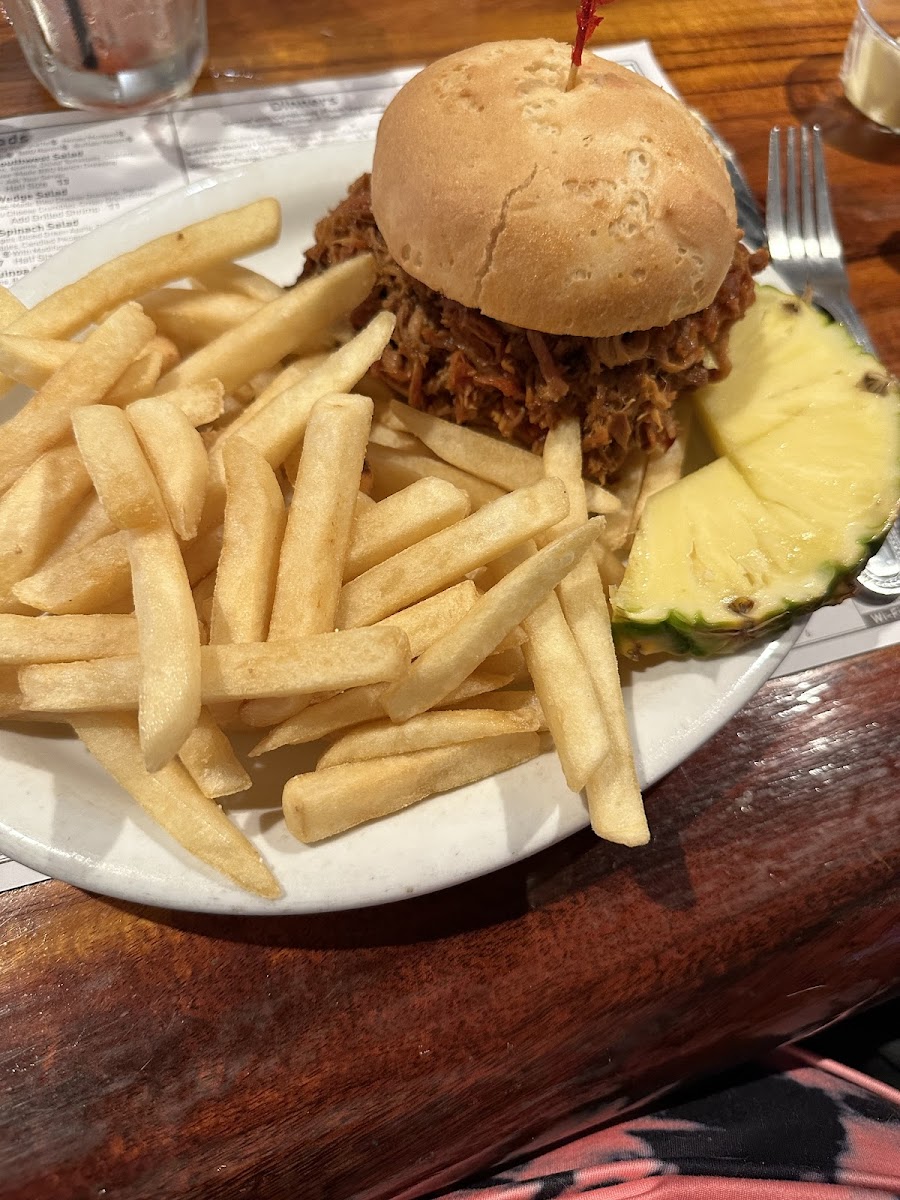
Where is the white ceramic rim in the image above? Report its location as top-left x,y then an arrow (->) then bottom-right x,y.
0,143 -> 801,915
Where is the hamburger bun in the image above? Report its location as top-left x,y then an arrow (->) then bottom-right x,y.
371,39 -> 738,338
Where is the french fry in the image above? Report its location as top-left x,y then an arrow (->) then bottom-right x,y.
148,336 -> 181,375
542,417 -> 589,532
0,614 -> 136,664
388,400 -> 544,491
210,392 -> 254,436
0,443 -> 92,603
178,707 -> 251,798
602,449 -> 647,552
15,517 -> 218,616
251,666 -> 516,752
541,415 -> 647,842
594,542 -> 626,592
241,368 -> 281,401
126,398 -> 209,540
556,541 -> 645,839
384,520 -> 603,722
209,437 -> 285,645
0,285 -> 26,326
345,477 -> 470,581
228,317 -> 394,469
252,350 -> 338,407
0,303 -> 155,494
13,530 -> 131,615
495,624 -> 527,652
140,289 -> 264,351
0,199 -> 281,347
154,257 -> 375,396
72,405 -> 168,530
0,334 -> 171,395
480,645 -> 529,683
104,346 -> 166,404
240,580 -> 479,730
566,559 -> 647,845
19,628 -> 411,710
389,401 -> 619,515
71,712 -> 280,897
0,665 -> 26,718
319,706 -> 542,768
522,590 -> 609,792
585,762 -> 649,846
269,394 -> 373,640
128,524 -> 202,771
192,261 -> 285,303
41,494 -> 116,568
26,517 -> 200,616
371,395 -> 407,429
630,409 -> 692,535
202,313 -> 395,529
428,669 -> 516,706
452,690 -> 544,721
159,380 -> 226,427
337,477 -> 568,629
366,442 -> 505,510
242,393 -> 373,740
284,398 -> 390,486
374,580 -> 479,658
355,490 -> 377,516
283,733 -> 541,843
249,683 -> 391,756
0,334 -> 77,387
367,422 -> 420,452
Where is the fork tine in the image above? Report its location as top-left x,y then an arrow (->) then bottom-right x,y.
784,127 -> 804,261
766,127 -> 788,260
799,126 -> 818,259
811,124 -> 842,260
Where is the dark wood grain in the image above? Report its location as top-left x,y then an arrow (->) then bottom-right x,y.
1,1 -> 900,1197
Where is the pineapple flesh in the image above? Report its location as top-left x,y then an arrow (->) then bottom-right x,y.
612,287 -> 900,658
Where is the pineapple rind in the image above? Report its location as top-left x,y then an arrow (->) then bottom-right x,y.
611,286 -> 900,658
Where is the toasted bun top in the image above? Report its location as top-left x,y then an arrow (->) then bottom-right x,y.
371,40 -> 738,337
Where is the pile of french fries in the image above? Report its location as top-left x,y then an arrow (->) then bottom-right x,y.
0,197 -> 656,900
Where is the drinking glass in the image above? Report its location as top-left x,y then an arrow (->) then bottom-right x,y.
2,0 -> 208,113
840,0 -> 900,132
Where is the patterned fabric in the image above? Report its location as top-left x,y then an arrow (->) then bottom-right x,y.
437,1048 -> 900,1199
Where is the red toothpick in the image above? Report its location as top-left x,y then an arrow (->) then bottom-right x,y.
565,0 -> 615,91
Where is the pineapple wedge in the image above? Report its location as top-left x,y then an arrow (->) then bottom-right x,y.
612,287 -> 900,658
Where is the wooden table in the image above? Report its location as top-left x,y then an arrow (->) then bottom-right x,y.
1,2 -> 899,1198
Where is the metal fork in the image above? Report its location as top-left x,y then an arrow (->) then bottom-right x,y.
766,124 -> 900,599
767,125 -> 874,351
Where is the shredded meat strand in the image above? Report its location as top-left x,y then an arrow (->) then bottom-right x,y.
303,175 -> 767,483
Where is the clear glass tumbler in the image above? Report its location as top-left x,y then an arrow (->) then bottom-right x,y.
2,0 -> 207,113
840,0 -> 900,132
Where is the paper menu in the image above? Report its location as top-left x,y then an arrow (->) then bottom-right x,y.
0,67 -> 415,288
0,42 -> 897,893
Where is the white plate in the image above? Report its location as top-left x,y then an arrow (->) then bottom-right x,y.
0,143 -> 799,915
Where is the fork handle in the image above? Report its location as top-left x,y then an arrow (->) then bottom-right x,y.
818,293 -> 876,357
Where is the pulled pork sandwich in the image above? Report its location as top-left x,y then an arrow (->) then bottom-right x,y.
303,39 -> 766,484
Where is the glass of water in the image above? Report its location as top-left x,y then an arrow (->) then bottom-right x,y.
2,0 -> 207,113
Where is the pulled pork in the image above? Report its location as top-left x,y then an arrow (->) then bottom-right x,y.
303,174 -> 766,483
